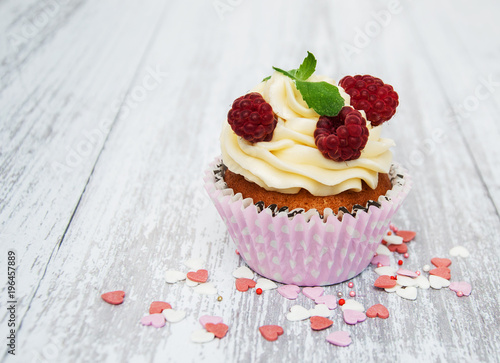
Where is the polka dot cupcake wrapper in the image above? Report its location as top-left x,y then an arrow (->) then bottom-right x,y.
204,157 -> 412,286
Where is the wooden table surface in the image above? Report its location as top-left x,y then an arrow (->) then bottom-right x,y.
1,0 -> 500,362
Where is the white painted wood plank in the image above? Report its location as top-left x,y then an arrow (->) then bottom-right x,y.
2,0 -> 500,362
0,0 -> 168,356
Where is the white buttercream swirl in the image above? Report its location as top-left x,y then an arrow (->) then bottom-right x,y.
220,71 -> 395,196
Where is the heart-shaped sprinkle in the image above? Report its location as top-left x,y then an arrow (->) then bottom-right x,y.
343,309 -> 366,325
326,331 -> 352,347
396,275 -> 419,287
397,268 -> 418,278
140,313 -> 166,328
371,254 -> 390,266
235,278 -> 256,292
374,275 -> 397,289
340,299 -> 364,312
310,316 -> 333,331
449,246 -> 469,258
286,305 -> 311,321
278,285 -> 300,300
162,309 -> 186,323
232,266 -> 254,279
314,295 -> 337,310
185,278 -> 199,287
255,278 -> 277,291
205,323 -> 229,338
184,258 -> 205,270
375,266 -> 396,276
376,244 -> 392,256
165,270 -> 187,284
193,282 -> 218,295
431,257 -> 451,268
191,329 -> 215,343
259,325 -> 283,341
199,315 -> 223,328
388,243 -> 408,254
396,230 -> 416,242
187,269 -> 208,283
309,303 -> 331,318
385,285 -> 402,293
429,267 -> 451,280
383,234 -> 403,245
449,281 -> 472,296
429,275 -> 451,289
303,287 -> 324,300
149,301 -> 172,314
366,304 -> 389,319
396,286 -> 418,300
415,275 -> 430,289
101,291 -> 125,305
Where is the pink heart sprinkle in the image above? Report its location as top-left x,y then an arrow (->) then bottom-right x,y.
199,315 -> 224,328
314,295 -> 338,310
449,281 -> 472,296
371,254 -> 390,266
277,285 -> 301,300
343,309 -> 367,325
396,268 -> 418,278
302,287 -> 324,300
326,331 -> 352,347
140,313 -> 166,328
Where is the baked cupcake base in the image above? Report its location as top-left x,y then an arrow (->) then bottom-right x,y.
204,157 -> 412,286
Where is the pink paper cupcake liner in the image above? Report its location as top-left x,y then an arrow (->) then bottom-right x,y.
204,157 -> 412,286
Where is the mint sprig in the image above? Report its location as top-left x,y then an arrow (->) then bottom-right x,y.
269,52 -> 344,117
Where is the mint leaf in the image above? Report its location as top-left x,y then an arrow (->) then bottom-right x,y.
272,66 -> 297,80
262,75 -> 271,82
295,80 -> 344,116
295,51 -> 316,81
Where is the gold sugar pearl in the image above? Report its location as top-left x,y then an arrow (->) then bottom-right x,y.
217,296 -> 223,302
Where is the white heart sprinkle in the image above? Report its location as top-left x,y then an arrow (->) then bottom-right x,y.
375,266 -> 396,276
340,299 -> 364,312
162,309 -> 186,323
286,305 -> 311,321
185,278 -> 199,287
415,275 -> 430,289
383,234 -> 403,245
309,303 -> 331,317
429,275 -> 450,289
376,244 -> 392,256
165,270 -> 186,284
255,278 -> 277,291
396,286 -> 418,300
184,258 -> 205,270
449,246 -> 470,258
193,282 -> 217,295
385,285 -> 402,293
191,329 -> 215,343
396,275 -> 419,287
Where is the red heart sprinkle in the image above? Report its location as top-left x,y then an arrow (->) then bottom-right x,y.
310,316 -> 333,331
366,304 -> 390,319
235,278 -> 256,292
186,269 -> 208,283
374,275 -> 397,289
205,323 -> 229,338
259,325 -> 284,341
396,230 -> 416,242
429,267 -> 451,280
431,258 -> 452,268
149,301 -> 172,314
101,291 -> 125,305
388,243 -> 408,254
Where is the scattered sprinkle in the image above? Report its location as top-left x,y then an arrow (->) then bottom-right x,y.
101,291 -> 125,305
449,281 -> 472,296
343,309 -> 366,325
186,269 -> 209,283
310,316 -> 333,331
277,285 -> 301,300
140,313 -> 166,328
303,286 -> 324,300
149,301 -> 172,314
348,282 -> 354,288
256,288 -> 263,295
235,278 -> 257,292
449,246 -> 470,258
326,331 -> 352,347
366,304 -> 389,319
259,325 -> 284,341
205,323 -> 229,338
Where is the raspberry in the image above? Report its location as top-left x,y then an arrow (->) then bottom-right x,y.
314,107 -> 369,162
227,92 -> 277,143
339,75 -> 399,126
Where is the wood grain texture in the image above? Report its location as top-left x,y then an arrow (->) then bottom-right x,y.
1,0 -> 500,362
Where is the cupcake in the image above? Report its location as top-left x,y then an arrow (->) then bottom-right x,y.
204,52 -> 411,286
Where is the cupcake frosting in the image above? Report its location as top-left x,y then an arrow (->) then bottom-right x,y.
220,71 -> 395,196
